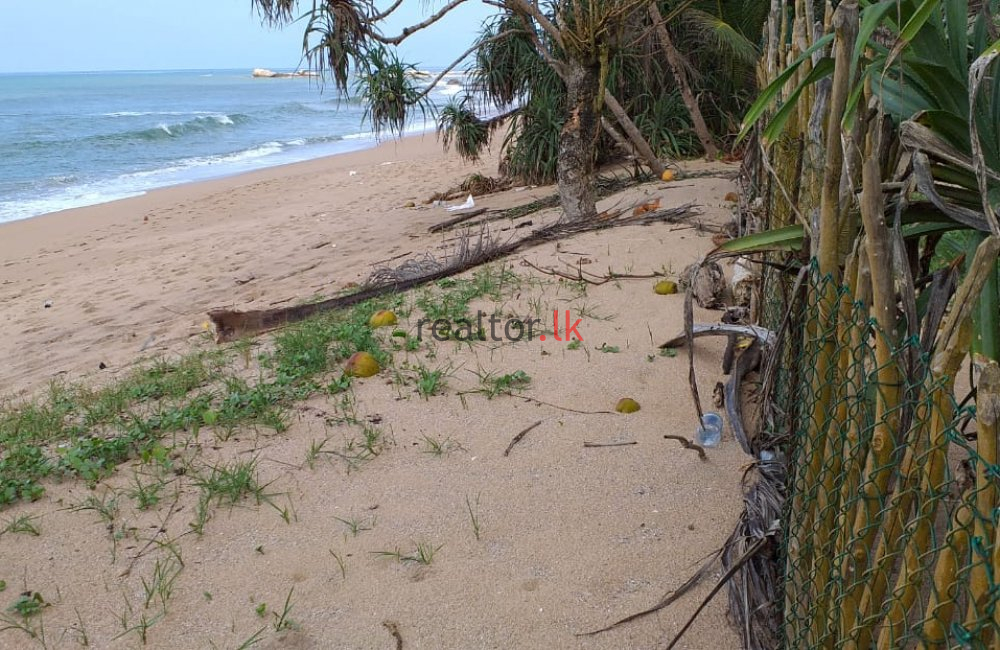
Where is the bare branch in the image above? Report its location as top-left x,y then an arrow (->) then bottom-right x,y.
515,10 -> 567,78
508,0 -> 564,49
370,0 -> 405,21
373,0 -> 471,45
411,30 -> 517,103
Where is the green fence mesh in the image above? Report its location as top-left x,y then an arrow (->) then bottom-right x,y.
769,266 -> 999,648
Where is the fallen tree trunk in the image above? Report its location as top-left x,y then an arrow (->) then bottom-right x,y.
427,208 -> 488,234
209,203 -> 699,342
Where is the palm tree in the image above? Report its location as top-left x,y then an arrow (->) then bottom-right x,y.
252,0 -> 665,222
443,1 -> 767,182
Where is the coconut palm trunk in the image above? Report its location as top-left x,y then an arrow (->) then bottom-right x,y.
648,4 -> 719,160
603,91 -> 667,178
557,58 -> 601,222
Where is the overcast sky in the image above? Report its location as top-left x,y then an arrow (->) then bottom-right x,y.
0,1 -> 496,73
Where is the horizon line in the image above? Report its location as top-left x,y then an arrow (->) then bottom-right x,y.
0,63 -> 456,76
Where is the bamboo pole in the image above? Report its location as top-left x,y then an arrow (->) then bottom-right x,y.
817,0 -> 857,281
806,249 -> 860,647
964,361 -> 1000,630
830,244 -> 872,622
918,363 -> 999,645
919,487 -> 974,646
839,152 -> 902,647
875,236 -> 1000,649
782,8 -> 858,641
853,401 -> 930,644
875,354 -> 963,648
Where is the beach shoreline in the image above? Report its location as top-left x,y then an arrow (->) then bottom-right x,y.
0,128 -> 440,232
0,130 -> 518,396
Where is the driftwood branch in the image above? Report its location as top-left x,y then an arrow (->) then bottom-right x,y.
520,258 -> 666,285
504,421 -> 542,457
661,323 -> 777,349
519,395 -> 616,415
725,339 -> 762,455
210,204 -> 699,342
684,266 -> 704,421
663,434 -> 707,460
429,173 -> 661,234
428,208 -> 488,233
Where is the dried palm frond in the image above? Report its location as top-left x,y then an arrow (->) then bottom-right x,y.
367,253 -> 443,284
724,458 -> 786,650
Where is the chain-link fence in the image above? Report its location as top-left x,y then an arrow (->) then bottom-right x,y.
767,267 -> 999,648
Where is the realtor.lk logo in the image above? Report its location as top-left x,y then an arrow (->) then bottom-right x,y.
416,310 -> 583,342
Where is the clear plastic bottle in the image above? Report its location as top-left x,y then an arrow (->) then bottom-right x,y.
696,412 -> 723,447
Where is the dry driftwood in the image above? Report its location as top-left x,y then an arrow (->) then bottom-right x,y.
427,207 -> 488,233
660,323 -> 777,349
681,261 -> 727,308
209,203 -> 699,342
663,434 -> 707,460
726,339 -> 762,455
428,172 -> 673,235
520,258 -> 665,285
504,421 -> 542,457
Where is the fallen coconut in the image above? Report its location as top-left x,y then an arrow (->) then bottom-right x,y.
661,169 -> 675,182
344,351 -> 380,378
653,280 -> 678,295
369,310 -> 398,328
615,398 -> 640,413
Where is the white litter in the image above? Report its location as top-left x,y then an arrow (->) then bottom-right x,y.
446,194 -> 475,212
349,170 -> 357,176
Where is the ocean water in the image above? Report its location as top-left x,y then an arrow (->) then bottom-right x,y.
0,69 -> 463,223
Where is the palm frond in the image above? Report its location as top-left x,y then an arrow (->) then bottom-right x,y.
681,8 -> 761,68
302,0 -> 371,92
470,12 -> 544,109
353,45 -> 433,138
438,97 -> 490,161
251,0 -> 299,25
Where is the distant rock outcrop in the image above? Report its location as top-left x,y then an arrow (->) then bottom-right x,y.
252,68 -> 318,79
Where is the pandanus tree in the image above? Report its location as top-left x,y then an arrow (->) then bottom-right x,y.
445,0 -> 765,182
252,0 -> 669,222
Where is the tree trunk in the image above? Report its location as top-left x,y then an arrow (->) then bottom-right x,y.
603,91 -> 666,178
649,4 -> 719,160
557,59 -> 601,222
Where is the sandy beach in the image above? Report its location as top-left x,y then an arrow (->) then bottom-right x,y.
0,134 -> 748,648
0,133 -> 556,397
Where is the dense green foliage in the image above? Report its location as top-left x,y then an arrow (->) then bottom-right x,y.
447,1 -> 768,183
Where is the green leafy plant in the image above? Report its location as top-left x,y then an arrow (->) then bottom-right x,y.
7,592 -> 46,618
